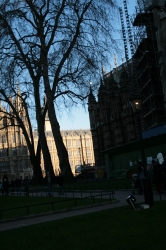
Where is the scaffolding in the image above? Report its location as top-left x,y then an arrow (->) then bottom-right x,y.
131,1 -> 166,130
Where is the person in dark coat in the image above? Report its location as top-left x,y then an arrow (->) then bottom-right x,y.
152,159 -> 163,194
137,161 -> 145,194
57,172 -> 64,195
157,152 -> 166,191
10,179 -> 15,195
47,172 -> 52,197
24,177 -> 29,196
3,179 -> 9,196
0,181 -> 4,195
15,178 -> 21,195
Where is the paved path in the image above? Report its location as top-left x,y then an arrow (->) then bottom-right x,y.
0,190 -> 165,232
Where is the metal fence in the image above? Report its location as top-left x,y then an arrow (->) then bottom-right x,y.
0,191 -> 115,221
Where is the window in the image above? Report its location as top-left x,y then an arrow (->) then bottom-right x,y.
17,132 -> 21,143
0,134 -> 8,144
67,140 -> 71,148
0,148 -> 8,157
75,150 -> 80,156
0,161 -> 10,172
75,140 -> 81,147
14,160 -> 18,171
24,159 -> 28,168
12,134 -> 16,143
3,117 -> 7,127
85,139 -> 90,146
23,146 -> 28,155
0,149 -> 3,157
22,134 -> 26,142
68,151 -> 72,157
69,160 -> 73,167
12,148 -> 17,156
87,150 -> 91,157
47,141 -> 52,150
11,118 -> 15,126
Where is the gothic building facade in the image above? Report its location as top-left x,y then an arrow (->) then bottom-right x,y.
88,67 -> 137,167
35,129 -> 95,177
88,0 -> 166,168
0,92 -> 95,181
0,92 -> 33,182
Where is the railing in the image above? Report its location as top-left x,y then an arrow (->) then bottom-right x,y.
0,182 -> 133,197
0,192 -> 115,221
0,187 -> 116,197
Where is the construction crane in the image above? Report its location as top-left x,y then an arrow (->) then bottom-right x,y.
123,0 -> 135,57
119,7 -> 129,63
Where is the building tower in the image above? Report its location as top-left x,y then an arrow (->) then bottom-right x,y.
133,0 -> 166,129
88,84 -> 103,166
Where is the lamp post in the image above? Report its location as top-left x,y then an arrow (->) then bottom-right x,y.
78,147 -> 82,165
130,95 -> 154,207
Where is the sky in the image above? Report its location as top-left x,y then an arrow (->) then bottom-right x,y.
58,0 -> 137,131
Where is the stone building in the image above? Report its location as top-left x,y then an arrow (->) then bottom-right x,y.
37,115 -> 95,176
0,93 -> 94,180
88,67 -> 137,167
149,0 -> 166,107
88,0 -> 166,168
0,94 -> 33,181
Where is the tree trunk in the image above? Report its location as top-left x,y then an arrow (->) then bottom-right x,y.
31,156 -> 44,185
33,79 -> 56,183
42,57 -> 74,182
47,100 -> 74,182
37,116 -> 56,182
31,141 -> 44,185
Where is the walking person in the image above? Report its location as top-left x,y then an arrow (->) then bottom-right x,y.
137,161 -> 145,194
3,179 -> 9,196
152,159 -> 163,194
47,172 -> 52,197
10,179 -> 15,195
0,181 -> 4,195
24,176 -> 29,196
57,172 -> 64,195
15,177 -> 22,195
157,152 -> 166,191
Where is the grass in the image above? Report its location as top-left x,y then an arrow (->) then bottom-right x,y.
66,181 -> 126,190
0,195 -> 110,221
0,200 -> 166,250
31,178 -> 135,192
22,176 -> 155,193
64,177 -> 155,190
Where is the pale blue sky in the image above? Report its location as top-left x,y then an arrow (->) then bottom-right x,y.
59,0 -> 137,130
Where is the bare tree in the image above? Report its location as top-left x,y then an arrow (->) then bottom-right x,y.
0,58 -> 56,182
0,0 -> 119,180
0,86 -> 44,184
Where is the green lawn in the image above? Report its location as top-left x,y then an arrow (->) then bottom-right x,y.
64,177 -> 155,191
26,177 -> 155,192
0,200 -> 166,250
31,177 -> 135,192
0,195 -> 111,221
